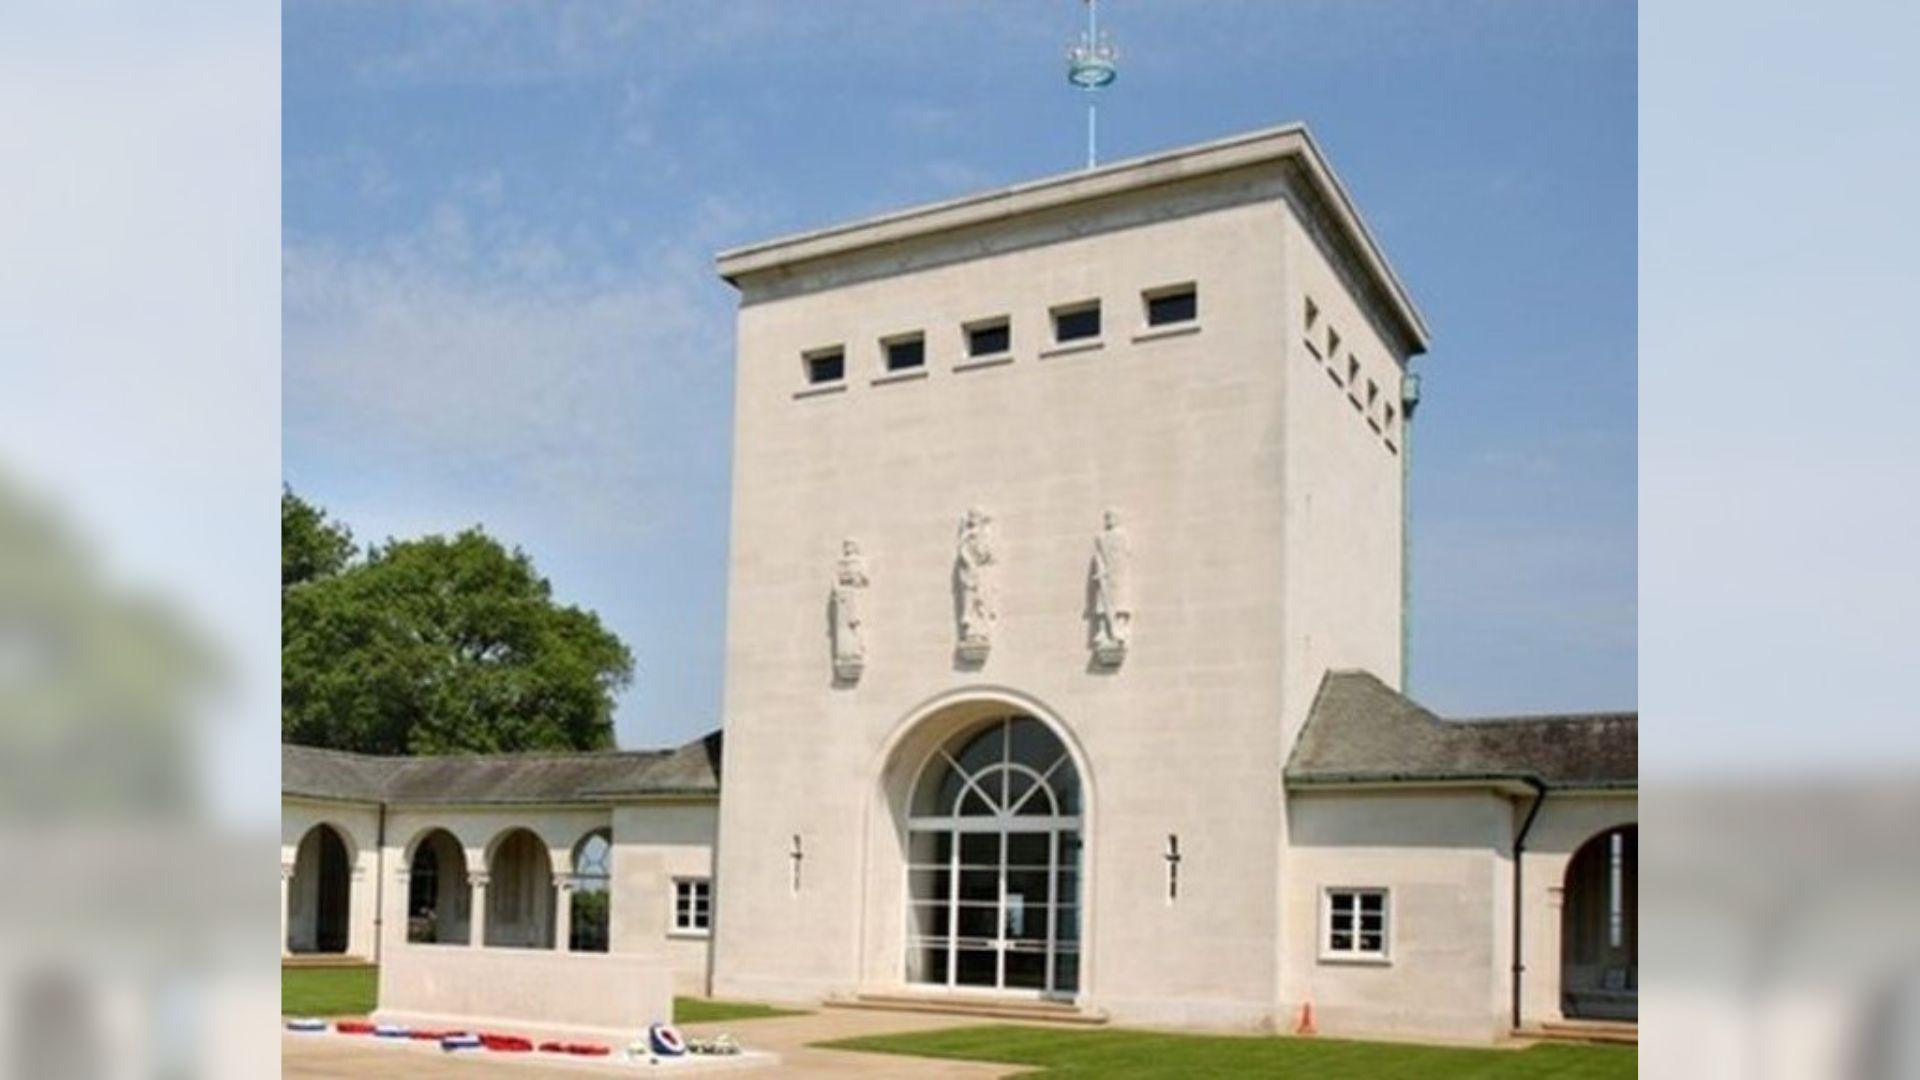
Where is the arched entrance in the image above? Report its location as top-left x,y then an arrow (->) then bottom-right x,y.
405,828 -> 471,944
485,828 -> 555,949
905,715 -> 1083,999
1561,824 -> 1637,1020
288,823 -> 352,954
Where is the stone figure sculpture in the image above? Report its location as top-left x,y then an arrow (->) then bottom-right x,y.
954,507 -> 997,662
830,538 -> 869,681
1091,508 -> 1132,664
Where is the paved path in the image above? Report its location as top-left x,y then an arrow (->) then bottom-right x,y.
283,1009 -> 1017,1078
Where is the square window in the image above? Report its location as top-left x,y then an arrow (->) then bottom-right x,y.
804,348 -> 844,385
967,319 -> 1011,357
1052,301 -> 1101,343
673,878 -> 712,934
884,334 -> 925,372
1144,284 -> 1198,327
1323,888 -> 1389,961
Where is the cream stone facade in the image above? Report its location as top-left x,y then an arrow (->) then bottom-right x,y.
278,123 -> 1636,1046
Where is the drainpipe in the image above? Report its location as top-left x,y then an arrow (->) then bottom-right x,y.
373,801 -> 387,965
1399,371 -> 1421,690
1511,779 -> 1548,1031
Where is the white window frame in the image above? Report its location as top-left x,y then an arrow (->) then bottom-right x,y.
671,877 -> 712,937
1320,886 -> 1391,964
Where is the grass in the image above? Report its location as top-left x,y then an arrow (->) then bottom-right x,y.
278,966 -> 801,1027
281,965 -> 378,1018
674,996 -> 809,1023
820,1024 -> 1637,1080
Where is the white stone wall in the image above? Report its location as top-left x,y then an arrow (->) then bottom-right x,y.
611,801 -> 717,995
713,164 -> 1408,1030
1281,789 -> 1513,1043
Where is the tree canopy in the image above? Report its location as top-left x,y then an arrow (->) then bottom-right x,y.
281,489 -> 632,755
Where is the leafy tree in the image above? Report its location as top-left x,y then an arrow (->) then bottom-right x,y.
282,504 -> 632,754
282,486 -> 356,587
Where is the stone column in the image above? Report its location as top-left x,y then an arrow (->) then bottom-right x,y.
554,873 -> 575,953
468,871 -> 490,948
280,861 -> 295,958
392,866 -> 410,947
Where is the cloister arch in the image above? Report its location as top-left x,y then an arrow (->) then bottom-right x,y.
287,823 -> 353,954
403,827 -> 471,944
1562,824 -> 1637,1021
568,828 -> 613,952
484,827 -> 557,949
868,689 -> 1094,1002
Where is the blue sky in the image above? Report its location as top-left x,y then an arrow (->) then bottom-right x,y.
284,0 -> 1635,750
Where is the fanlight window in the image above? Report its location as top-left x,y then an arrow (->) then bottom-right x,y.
912,716 -> 1080,821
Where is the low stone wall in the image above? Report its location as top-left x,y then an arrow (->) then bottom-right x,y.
376,945 -> 673,1035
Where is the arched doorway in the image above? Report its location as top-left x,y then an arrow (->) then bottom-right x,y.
405,828 -> 471,944
569,829 -> 612,953
905,715 -> 1083,999
1562,824 -> 1637,1020
485,828 -> 555,949
288,824 -> 352,954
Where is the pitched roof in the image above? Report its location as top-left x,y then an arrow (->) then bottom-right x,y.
1286,671 -> 1636,791
282,731 -> 722,805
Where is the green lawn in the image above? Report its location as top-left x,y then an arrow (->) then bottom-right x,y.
281,965 -> 378,1018
279,966 -> 801,1027
820,1024 -> 1636,1079
674,996 -> 809,1023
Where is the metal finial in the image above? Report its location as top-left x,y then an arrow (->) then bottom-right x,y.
1066,0 -> 1119,169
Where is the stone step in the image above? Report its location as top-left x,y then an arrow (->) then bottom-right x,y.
1531,1019 -> 1638,1046
826,992 -> 1107,1026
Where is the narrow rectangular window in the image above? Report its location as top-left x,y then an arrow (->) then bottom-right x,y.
1347,356 -> 1360,386
805,347 -> 844,385
673,878 -> 712,934
1323,888 -> 1389,960
1305,296 -> 1320,331
1144,285 -> 1197,327
967,319 -> 1011,357
1052,301 -> 1101,343
885,334 -> 925,372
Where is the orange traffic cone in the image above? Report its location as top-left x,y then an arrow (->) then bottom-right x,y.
1295,1001 -> 1317,1036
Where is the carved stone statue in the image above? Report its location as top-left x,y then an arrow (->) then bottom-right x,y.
830,538 -> 869,681
1091,508 -> 1132,664
953,507 -> 997,661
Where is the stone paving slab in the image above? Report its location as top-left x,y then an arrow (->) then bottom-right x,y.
283,1009 -> 1017,1078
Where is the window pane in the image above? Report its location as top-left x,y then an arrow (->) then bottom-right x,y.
1147,289 -> 1197,326
1359,933 -> 1383,952
910,903 -> 950,937
1359,893 -> 1383,914
958,869 -> 998,902
909,945 -> 949,985
955,949 -> 997,986
1330,932 -> 1352,951
968,322 -> 1010,356
1332,893 -> 1354,913
1005,951 -> 1047,989
959,833 -> 1000,866
1006,869 -> 1051,906
1007,717 -> 1064,768
955,904 -> 999,939
1055,906 -> 1081,944
1006,833 -> 1051,867
1054,305 -> 1100,342
806,351 -> 844,383
1054,952 -> 1080,992
886,337 -> 925,370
